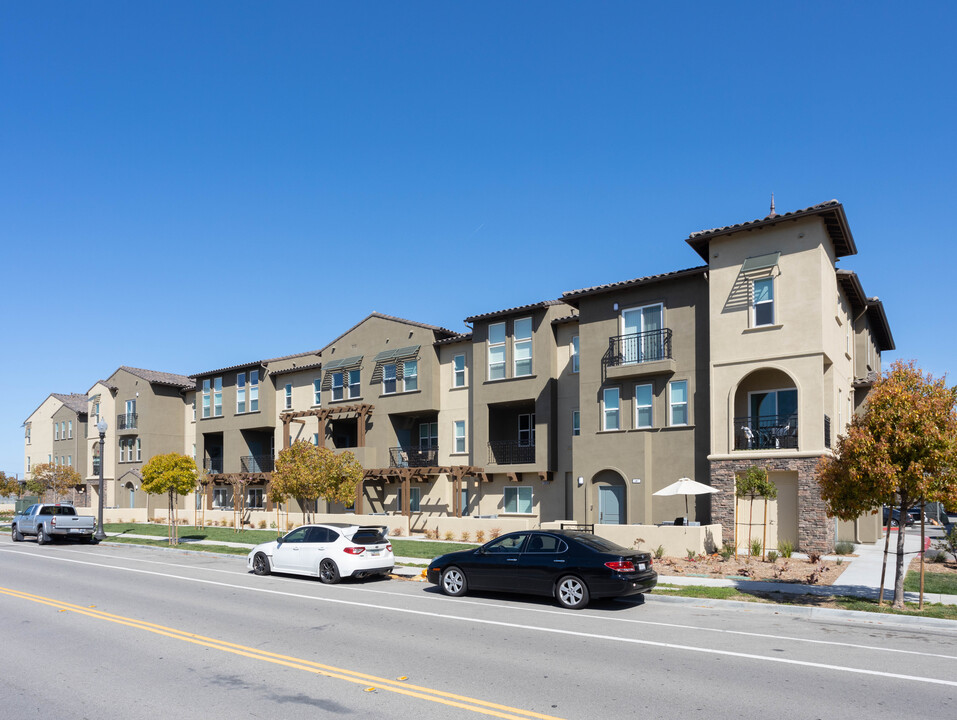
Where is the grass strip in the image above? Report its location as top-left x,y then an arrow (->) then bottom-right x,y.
903,568 -> 957,595
105,536 -> 251,555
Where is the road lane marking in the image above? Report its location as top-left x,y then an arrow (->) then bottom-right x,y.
0,585 -> 563,720
4,543 -> 956,664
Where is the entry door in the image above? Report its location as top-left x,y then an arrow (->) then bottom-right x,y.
598,486 -> 625,525
621,305 -> 663,363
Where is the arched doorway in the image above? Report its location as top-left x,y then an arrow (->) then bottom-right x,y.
125,482 -> 135,509
593,470 -> 627,525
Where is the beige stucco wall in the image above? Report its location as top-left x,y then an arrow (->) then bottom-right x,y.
437,340 -> 472,466
541,521 -> 723,556
23,394 -> 63,479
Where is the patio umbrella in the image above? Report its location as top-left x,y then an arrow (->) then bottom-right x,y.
653,477 -> 720,519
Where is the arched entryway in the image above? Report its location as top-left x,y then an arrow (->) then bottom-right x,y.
124,482 -> 136,509
592,470 -> 627,525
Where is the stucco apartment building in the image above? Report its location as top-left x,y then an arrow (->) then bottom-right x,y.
22,201 -> 893,552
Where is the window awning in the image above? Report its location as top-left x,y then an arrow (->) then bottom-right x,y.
323,355 -> 363,371
373,345 -> 420,363
741,252 -> 780,273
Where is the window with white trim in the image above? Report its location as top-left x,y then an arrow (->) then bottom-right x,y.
419,422 -> 438,449
249,370 -> 259,411
504,486 -> 533,514
202,380 -> 211,418
572,410 -> 580,436
518,413 -> 535,447
213,377 -> 223,416
347,369 -> 361,399
54,422 -> 59,441
454,420 -> 466,453
397,486 -> 421,512
313,378 -> 322,405
237,372 -> 247,413
212,486 -> 233,509
488,322 -> 506,380
513,317 -> 532,376
331,372 -> 344,401
68,455 -> 72,466
192,399 -> 196,422
635,384 -> 653,428
669,380 -> 688,426
68,421 -> 72,439
382,364 -> 397,394
247,487 -> 265,509
284,383 -> 293,410
603,388 -> 620,431
403,360 -> 418,392
453,354 -> 466,387
571,336 -> 579,373
753,277 -> 775,327
135,438 -> 141,462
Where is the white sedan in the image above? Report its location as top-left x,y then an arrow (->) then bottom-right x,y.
247,523 -> 394,584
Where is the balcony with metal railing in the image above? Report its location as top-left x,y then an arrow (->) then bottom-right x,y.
603,329 -> 675,378
734,414 -> 798,450
240,455 -> 274,473
204,458 -> 224,475
390,446 -> 438,468
488,441 -> 536,465
116,413 -> 138,431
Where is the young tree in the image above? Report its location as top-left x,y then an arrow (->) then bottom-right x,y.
817,360 -> 957,608
735,466 -> 777,559
141,453 -> 198,545
29,463 -> 82,503
270,441 -> 364,525
0,471 -> 24,498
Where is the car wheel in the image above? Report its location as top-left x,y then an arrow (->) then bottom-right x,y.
555,575 -> 590,609
252,552 -> 271,576
37,526 -> 50,545
319,558 -> 340,584
440,567 -> 467,597
890,518 -> 899,527
12,525 -> 23,542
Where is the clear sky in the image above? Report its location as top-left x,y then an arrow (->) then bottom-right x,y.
2,2 -> 955,476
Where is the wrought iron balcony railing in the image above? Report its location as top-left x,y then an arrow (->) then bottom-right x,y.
390,446 -> 438,468
734,414 -> 798,450
824,414 -> 832,449
241,455 -> 274,473
116,413 -> 138,430
604,329 -> 673,367
204,458 -> 223,474
488,441 -> 535,465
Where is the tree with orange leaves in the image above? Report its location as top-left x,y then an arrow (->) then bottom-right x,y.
817,360 -> 957,608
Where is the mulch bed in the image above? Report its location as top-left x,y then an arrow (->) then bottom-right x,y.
654,552 -> 848,586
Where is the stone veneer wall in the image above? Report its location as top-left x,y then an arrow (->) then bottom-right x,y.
709,456 -> 834,554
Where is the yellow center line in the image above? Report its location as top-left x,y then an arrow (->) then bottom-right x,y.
0,586 -> 564,720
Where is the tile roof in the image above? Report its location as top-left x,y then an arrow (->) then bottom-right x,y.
120,366 -> 194,389
51,393 -> 90,415
562,266 -> 707,302
685,200 -> 857,260
321,312 -> 458,352
551,313 -> 580,325
464,299 -> 565,323
189,359 -> 266,380
434,332 -> 472,346
269,361 -> 323,377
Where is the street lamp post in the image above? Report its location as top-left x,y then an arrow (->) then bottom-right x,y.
94,419 -> 108,542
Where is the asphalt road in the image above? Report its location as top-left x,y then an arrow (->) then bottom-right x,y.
1,536 -> 955,719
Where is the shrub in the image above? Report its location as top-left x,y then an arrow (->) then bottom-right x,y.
719,543 -> 734,561
807,552 -> 822,564
443,530 -> 454,541
766,550 -> 779,563
778,539 -> 794,558
834,541 -> 854,555
686,549 -> 697,561
258,520 -> 267,529
269,521 -> 277,529
460,531 -> 471,542
654,544 -> 665,560
936,525 -> 957,563
286,521 -> 294,531
490,527 -> 502,539
749,538 -> 763,557
392,527 -> 403,537
475,530 -> 486,543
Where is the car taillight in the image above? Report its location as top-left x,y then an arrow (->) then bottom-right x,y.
605,560 -> 635,572
386,544 -> 392,552
343,546 -> 365,555
51,517 -> 57,527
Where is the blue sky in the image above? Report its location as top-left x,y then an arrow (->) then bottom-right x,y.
2,2 -> 955,475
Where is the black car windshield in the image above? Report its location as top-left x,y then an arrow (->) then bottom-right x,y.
571,533 -> 631,554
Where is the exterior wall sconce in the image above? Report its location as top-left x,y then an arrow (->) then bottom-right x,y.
577,476 -> 584,486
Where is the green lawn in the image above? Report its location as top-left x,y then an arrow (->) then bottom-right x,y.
106,536 -> 251,555
904,569 -> 957,595
101,523 -> 475,559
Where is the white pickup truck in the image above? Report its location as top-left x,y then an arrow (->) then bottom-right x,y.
11,503 -> 98,544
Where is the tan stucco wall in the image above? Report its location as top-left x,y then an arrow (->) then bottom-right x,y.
23,395 -> 63,479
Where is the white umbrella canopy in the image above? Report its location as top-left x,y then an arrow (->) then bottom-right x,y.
653,478 -> 720,519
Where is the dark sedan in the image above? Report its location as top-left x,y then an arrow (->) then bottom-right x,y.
426,530 -> 657,609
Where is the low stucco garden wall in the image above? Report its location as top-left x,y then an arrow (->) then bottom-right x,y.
541,522 -> 723,557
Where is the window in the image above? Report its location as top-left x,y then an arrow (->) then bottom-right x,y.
135,438 -> 141,462
571,336 -> 579,373
212,486 -> 233,509
383,363 -> 397,394
397,486 -> 421,512
348,369 -> 360,399
237,372 -> 246,413
518,413 -> 535,446
514,317 -> 533,376
93,401 -> 100,425
125,400 -> 136,427
453,354 -> 466,387
54,422 -> 59,441
419,422 -> 438,449
488,322 -> 506,380
202,379 -> 211,418
669,380 -> 688,426
247,487 -> 265,509
331,372 -> 344,401
192,399 -> 196,422
68,421 -> 72,439
454,420 -> 466,453
572,410 -> 580,436
213,377 -> 223,416
621,304 -> 664,363
504,486 -> 533,514
250,370 -> 259,411
25,424 -> 30,444
753,277 -> 775,326
635,384 -> 653,428
603,388 -> 620,430
313,378 -> 322,406
68,455 -> 72,466
284,383 -> 292,410
403,360 -> 418,392
313,433 -> 319,446
26,457 -> 30,472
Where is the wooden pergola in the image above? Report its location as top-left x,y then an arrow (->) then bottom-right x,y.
358,465 -> 487,517
279,404 -> 375,449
